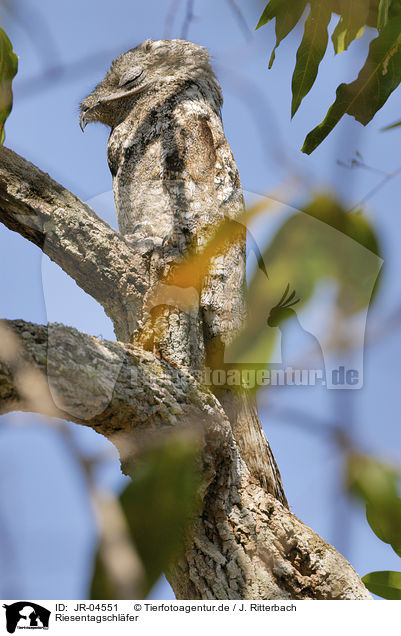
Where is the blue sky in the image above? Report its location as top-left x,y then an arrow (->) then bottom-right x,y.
0,0 -> 400,599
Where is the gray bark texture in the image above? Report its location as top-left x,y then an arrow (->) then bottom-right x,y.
0,146 -> 371,599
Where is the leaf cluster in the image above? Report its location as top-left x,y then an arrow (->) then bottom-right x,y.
256,0 -> 401,152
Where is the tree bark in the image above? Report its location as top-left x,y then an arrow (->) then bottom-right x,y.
0,147 -> 371,599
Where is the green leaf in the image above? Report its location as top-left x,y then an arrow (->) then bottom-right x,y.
366,499 -> 401,551
347,453 -> 399,503
378,0 -> 390,30
291,2 -> 332,117
0,28 -> 18,145
362,571 -> 401,599
302,14 -> 401,154
392,544 -> 401,558
331,0 -> 369,54
256,0 -> 284,29
389,0 -> 401,19
347,453 -> 401,560
256,0 -> 308,68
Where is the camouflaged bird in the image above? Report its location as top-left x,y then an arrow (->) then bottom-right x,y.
79,39 -> 246,372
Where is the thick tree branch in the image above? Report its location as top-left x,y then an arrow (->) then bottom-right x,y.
170,469 -> 372,600
0,318 -> 233,477
0,146 -> 146,341
0,318 -> 371,599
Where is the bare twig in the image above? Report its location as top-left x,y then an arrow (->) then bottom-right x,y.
181,0 -> 195,40
2,0 -> 62,70
15,41 -> 137,100
54,420 -> 146,599
226,0 -> 252,41
348,164 -> 401,212
92,490 -> 146,598
337,157 -> 388,177
164,0 -> 182,38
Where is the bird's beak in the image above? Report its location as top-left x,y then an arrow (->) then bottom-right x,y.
79,111 -> 88,132
79,108 -> 92,132
79,103 -> 97,132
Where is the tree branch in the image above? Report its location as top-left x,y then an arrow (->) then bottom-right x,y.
0,318 -> 233,477
0,148 -> 372,600
0,318 -> 371,599
170,468 -> 372,599
0,146 -> 146,341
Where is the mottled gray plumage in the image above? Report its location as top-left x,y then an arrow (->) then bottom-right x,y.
80,39 -> 246,370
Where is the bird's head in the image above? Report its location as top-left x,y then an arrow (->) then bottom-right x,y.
79,39 -> 223,131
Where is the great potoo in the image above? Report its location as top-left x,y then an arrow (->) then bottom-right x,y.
80,39 -> 246,372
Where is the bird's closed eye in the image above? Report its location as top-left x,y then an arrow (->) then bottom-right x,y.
118,68 -> 145,88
